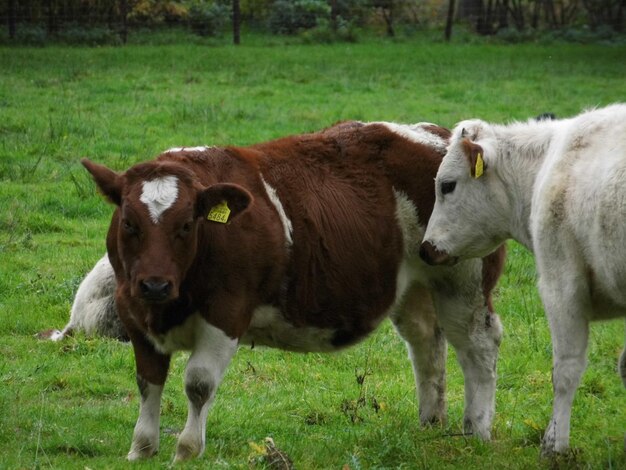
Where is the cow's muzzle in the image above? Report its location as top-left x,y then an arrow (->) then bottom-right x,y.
419,240 -> 459,266
140,277 -> 173,303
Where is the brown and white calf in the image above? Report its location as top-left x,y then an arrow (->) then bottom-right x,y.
421,104 -> 626,456
79,121 -> 505,462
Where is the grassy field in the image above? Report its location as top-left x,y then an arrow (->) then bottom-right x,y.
1,35 -> 625,469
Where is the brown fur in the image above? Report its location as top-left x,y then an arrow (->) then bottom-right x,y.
84,121 -> 504,383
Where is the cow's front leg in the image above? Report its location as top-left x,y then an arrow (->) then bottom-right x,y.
174,319 -> 238,462
391,284 -> 447,426
127,332 -> 171,461
435,294 -> 502,440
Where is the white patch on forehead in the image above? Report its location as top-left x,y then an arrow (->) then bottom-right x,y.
164,146 -> 212,153
372,121 -> 448,153
262,178 -> 293,246
140,176 -> 179,224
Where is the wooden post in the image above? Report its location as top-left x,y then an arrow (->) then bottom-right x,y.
8,0 -> 16,39
47,0 -> 56,36
445,0 -> 455,41
120,0 -> 128,44
233,0 -> 241,45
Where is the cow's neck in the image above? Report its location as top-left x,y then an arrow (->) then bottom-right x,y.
493,121 -> 557,251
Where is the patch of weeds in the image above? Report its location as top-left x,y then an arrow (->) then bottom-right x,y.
15,271 -> 76,304
0,230 -> 34,253
520,418 -> 544,446
49,443 -> 102,457
304,410 -> 328,426
580,373 -> 606,398
46,377 -> 69,392
547,447 -> 587,470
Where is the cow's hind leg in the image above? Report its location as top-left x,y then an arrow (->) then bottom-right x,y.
538,276 -> 590,457
621,321 -> 626,452
391,284 -> 447,426
174,319 -> 238,462
434,291 -> 502,440
619,321 -> 626,387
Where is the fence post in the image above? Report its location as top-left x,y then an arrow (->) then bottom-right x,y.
8,0 -> 16,39
233,0 -> 241,45
120,0 -> 128,44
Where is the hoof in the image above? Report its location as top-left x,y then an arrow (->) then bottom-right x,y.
174,440 -> 203,463
127,438 -> 158,461
127,447 -> 157,461
463,417 -> 491,441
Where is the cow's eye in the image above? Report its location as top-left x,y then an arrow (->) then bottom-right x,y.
179,221 -> 193,237
122,219 -> 138,235
441,181 -> 457,195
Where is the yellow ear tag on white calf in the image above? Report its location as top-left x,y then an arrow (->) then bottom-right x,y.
474,153 -> 484,179
207,200 -> 231,223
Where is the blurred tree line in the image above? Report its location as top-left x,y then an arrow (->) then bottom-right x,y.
0,0 -> 623,44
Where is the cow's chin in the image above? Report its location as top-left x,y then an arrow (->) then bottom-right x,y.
141,293 -> 177,305
439,255 -> 460,266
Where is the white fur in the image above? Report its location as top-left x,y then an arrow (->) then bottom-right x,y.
261,178 -> 293,246
174,319 -> 238,462
242,305 -> 336,352
140,176 -> 179,224
424,104 -> 626,454
374,121 -> 448,153
128,382 -> 163,461
51,255 -> 121,341
164,146 -> 211,153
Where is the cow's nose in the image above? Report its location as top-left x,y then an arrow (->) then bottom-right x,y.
420,240 -> 452,266
140,278 -> 172,301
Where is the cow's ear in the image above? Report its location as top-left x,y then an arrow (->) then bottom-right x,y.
197,183 -> 253,224
82,158 -> 123,206
461,139 -> 486,179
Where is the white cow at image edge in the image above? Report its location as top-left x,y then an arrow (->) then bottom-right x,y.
419,103 -> 626,456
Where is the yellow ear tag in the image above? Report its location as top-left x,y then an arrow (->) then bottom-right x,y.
207,200 -> 231,223
474,153 -> 484,179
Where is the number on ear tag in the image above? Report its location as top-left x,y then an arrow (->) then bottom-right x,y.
474,153 -> 484,179
207,200 -> 231,223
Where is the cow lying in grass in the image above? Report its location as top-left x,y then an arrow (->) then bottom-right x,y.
420,104 -> 626,456
67,121 -> 506,462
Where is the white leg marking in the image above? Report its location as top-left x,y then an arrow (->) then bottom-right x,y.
174,319 -> 238,462
261,178 -> 293,246
433,277 -> 502,440
128,381 -> 164,461
140,176 -> 179,224
391,284 -> 447,425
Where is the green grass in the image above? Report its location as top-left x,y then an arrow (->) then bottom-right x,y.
1,35 -> 625,469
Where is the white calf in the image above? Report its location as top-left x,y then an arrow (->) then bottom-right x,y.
420,103 -> 626,455
47,255 -> 125,341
